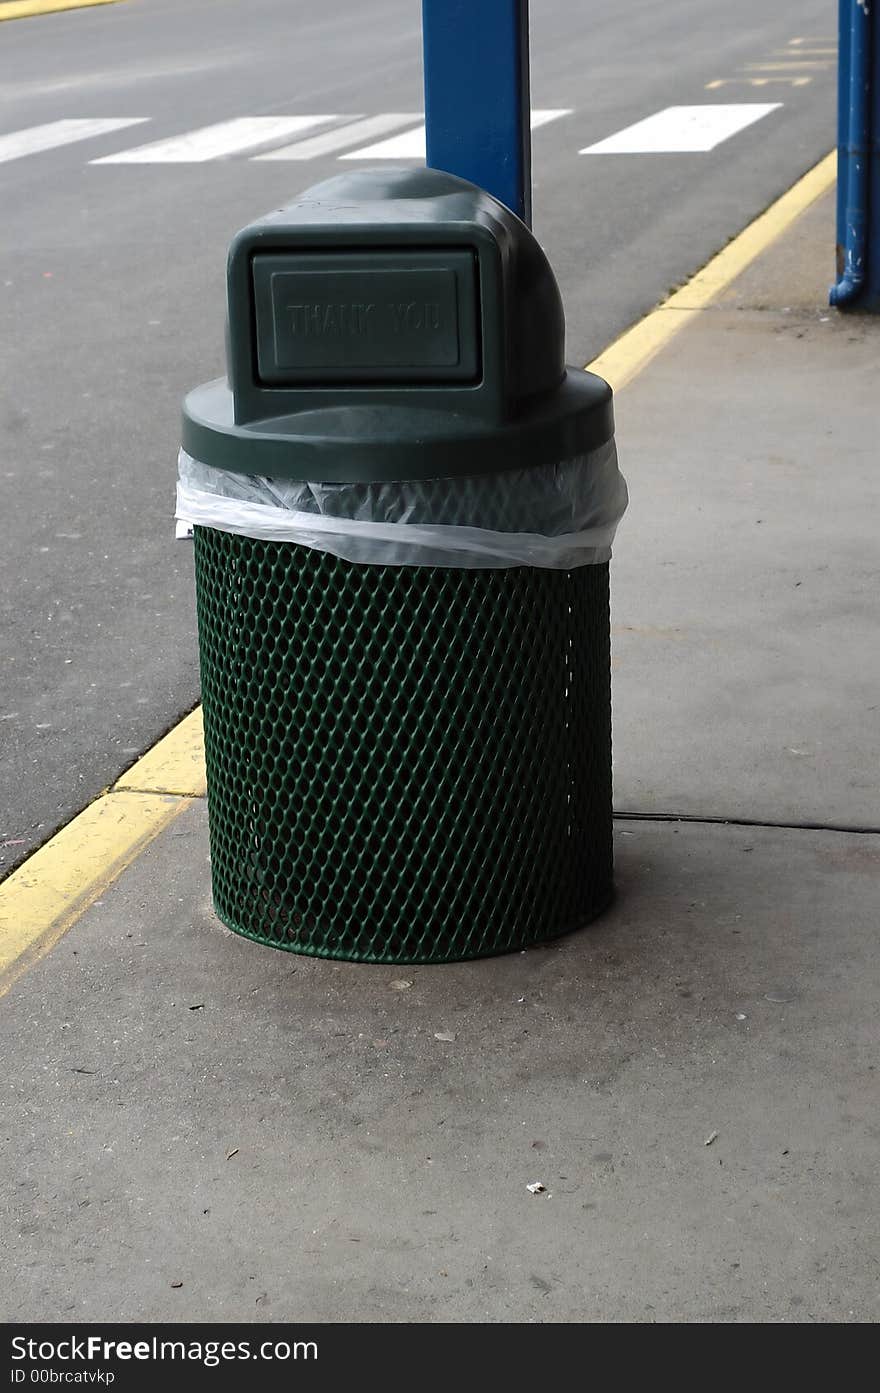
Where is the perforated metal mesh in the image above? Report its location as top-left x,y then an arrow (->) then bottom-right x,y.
193,527 -> 613,963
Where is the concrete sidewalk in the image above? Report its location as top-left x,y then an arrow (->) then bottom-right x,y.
2,188 -> 878,1324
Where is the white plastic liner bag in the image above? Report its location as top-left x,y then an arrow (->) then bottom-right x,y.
176,440 -> 627,570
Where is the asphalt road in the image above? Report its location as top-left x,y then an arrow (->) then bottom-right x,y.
0,0 -> 836,873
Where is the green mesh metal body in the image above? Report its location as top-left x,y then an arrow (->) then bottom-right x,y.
193,527 -> 613,963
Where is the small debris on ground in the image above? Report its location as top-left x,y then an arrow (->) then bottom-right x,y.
764,990 -> 795,1003
170,1281 -> 183,1289
433,1031 -> 456,1042
735,1013 -> 747,1021
188,1004 -> 205,1011
704,1130 -> 719,1147
390,979 -> 413,991
225,1147 -> 239,1161
526,1181 -> 546,1194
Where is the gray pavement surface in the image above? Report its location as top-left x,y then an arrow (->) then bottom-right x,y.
2,188 -> 878,1324
4,804 -> 878,1323
1,0 -> 836,872
612,193 -> 880,829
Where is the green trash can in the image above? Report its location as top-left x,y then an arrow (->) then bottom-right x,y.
179,168 -> 627,964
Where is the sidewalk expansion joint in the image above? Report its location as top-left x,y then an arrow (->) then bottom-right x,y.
114,784 -> 207,799
615,811 -> 880,836
110,706 -> 207,799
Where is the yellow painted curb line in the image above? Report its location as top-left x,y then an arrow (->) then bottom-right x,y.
587,151 -> 837,389
0,0 -> 121,21
0,148 -> 839,998
0,792 -> 192,999
114,706 -> 207,797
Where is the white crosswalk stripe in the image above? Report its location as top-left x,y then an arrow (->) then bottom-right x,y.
341,108 -> 572,160
527,109 -> 574,130
0,118 -> 149,165
580,104 -> 781,154
0,105 -> 796,170
254,113 -> 422,161
0,110 -> 586,169
339,122 -> 425,161
91,115 -> 338,164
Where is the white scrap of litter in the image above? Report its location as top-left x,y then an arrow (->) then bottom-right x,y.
517,996 -> 525,1004
526,1181 -> 546,1194
735,1013 -> 747,1021
390,979 -> 413,991
704,1130 -> 719,1147
434,1031 -> 456,1043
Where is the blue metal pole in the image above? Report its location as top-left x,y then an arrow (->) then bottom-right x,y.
830,0 -> 872,307
865,3 -> 880,308
834,0 -> 852,274
421,0 -> 532,225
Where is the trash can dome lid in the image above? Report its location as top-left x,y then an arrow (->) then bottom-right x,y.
182,167 -> 613,483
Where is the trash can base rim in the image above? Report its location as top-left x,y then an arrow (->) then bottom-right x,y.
209,886 -> 615,966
